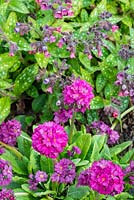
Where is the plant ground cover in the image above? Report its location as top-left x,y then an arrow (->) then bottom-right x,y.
0,0 -> 134,199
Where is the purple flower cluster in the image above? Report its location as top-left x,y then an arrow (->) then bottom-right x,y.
54,108 -> 73,124
30,26 -> 61,57
124,160 -> 134,185
78,159 -> 124,195
63,79 -> 94,113
115,71 -> 134,104
104,106 -> 119,118
92,121 -> 119,144
67,146 -> 81,157
0,188 -> 15,200
28,170 -> 48,190
119,45 -> 134,60
14,22 -> 31,36
51,158 -> 76,184
0,119 -> 21,146
0,159 -> 12,186
36,0 -> 73,19
32,121 -> 68,159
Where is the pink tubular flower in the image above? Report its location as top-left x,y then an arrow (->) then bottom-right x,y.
63,79 -> 94,113
111,25 -> 119,32
32,122 -> 68,159
54,108 -> 73,124
70,52 -> 75,58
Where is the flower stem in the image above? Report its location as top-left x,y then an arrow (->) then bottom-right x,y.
0,141 -> 23,159
111,105 -> 134,130
69,112 -> 76,144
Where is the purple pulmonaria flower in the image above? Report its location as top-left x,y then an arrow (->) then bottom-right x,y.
63,79 -> 94,113
32,122 -> 68,159
0,159 -> 12,186
78,159 -> 124,196
92,121 -> 119,144
111,25 -> 119,32
0,188 -> 15,200
51,158 -> 76,184
35,170 -> 48,183
0,119 -> 21,146
54,108 -> 73,124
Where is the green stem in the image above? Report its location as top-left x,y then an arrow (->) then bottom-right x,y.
111,105 -> 134,130
0,141 -> 23,159
69,112 -> 76,144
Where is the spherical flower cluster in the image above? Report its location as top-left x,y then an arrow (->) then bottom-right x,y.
32,121 -> 68,159
0,188 -> 15,200
92,121 -> 119,144
63,79 -> 94,113
54,108 -> 73,124
28,170 -> 48,190
78,159 -> 124,195
51,158 -> 76,184
0,119 -> 21,146
0,159 -> 12,186
124,160 -> 134,185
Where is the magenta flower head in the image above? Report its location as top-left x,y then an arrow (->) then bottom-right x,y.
63,79 -> 94,113
0,119 -> 21,146
78,159 -> 124,195
32,122 -> 68,159
51,158 -> 76,184
0,188 -> 15,200
0,159 -> 12,186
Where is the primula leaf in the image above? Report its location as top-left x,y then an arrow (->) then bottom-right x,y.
1,150 -> 28,175
67,186 -> 90,199
17,132 -> 31,159
110,141 -> 132,156
0,97 -> 10,124
28,149 -> 40,173
14,188 -> 36,200
75,134 -> 91,160
120,149 -> 134,164
40,156 -> 54,174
